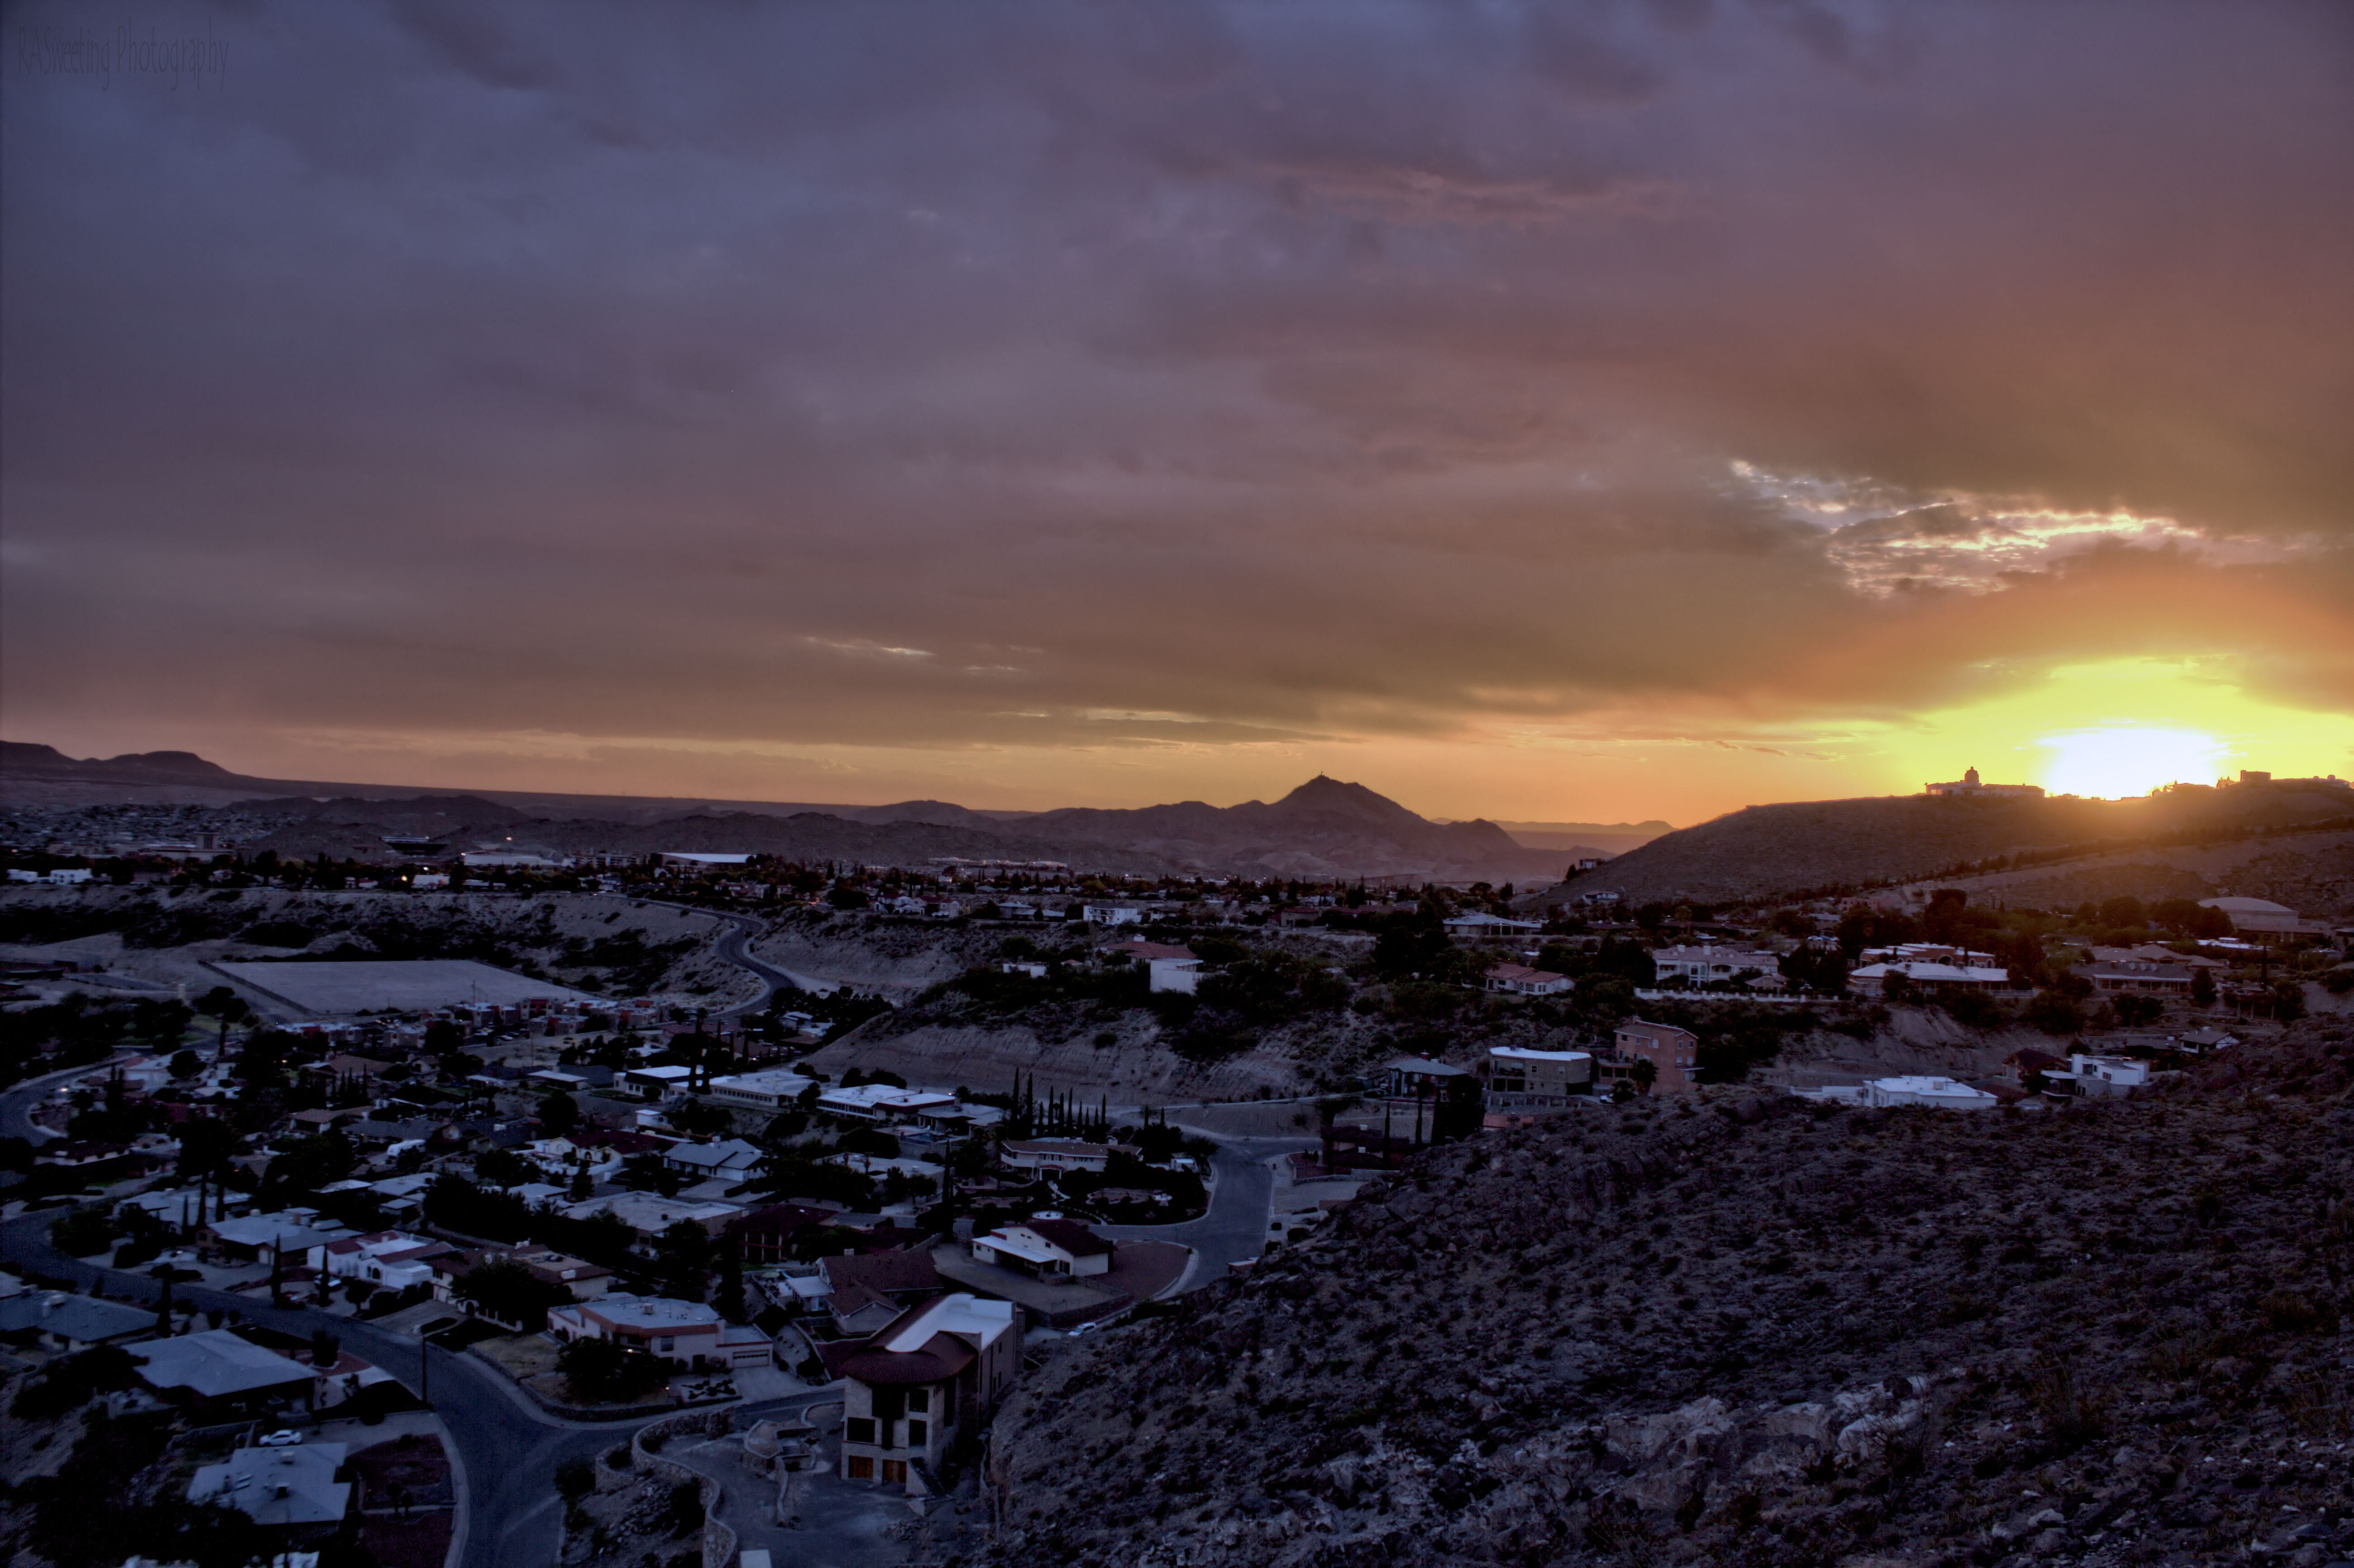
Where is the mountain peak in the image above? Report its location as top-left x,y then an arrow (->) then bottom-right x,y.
1271,775 -> 1427,826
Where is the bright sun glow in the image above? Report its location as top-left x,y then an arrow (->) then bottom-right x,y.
2040,727 -> 2224,800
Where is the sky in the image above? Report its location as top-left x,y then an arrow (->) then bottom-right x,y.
4,0 -> 2351,825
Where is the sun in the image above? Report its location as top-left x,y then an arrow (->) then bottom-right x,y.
2040,727 -> 2223,799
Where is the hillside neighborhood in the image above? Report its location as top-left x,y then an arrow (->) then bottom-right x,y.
1,769 -> 2350,1567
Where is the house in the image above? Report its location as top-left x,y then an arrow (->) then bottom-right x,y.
2174,1028 -> 2240,1053
997,961 -> 1049,979
708,1068 -> 821,1111
970,1216 -> 1113,1279
1485,1046 -> 1592,1108
662,1138 -> 767,1183
1607,1020 -> 1701,1095
827,1293 -> 1020,1494
429,1247 -> 612,1307
2196,896 -> 2299,934
560,1193 -> 743,1244
621,1065 -> 696,1100
732,1204 -> 842,1265
2044,1054 -> 2151,1098
1483,963 -> 1571,997
0,1290 -> 157,1351
1846,961 -> 2012,996
205,1213 -> 354,1267
2000,1047 -> 2067,1086
186,1442 -> 352,1533
1113,941 -> 1202,994
307,1231 -> 453,1291
998,1139 -> 1111,1176
1376,1056 -> 1472,1100
1443,912 -> 1542,938
660,852 -> 754,871
129,1329 -> 317,1416
1081,905 -> 1143,925
2076,960 -> 2194,996
546,1293 -> 772,1370
816,1084 -> 959,1122
1649,946 -> 1783,986
820,1247 -> 942,1305
2086,944 -> 2227,972
1861,1076 -> 1998,1110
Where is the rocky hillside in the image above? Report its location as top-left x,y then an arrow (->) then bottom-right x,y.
984,1029 -> 2354,1568
1539,781 -> 2354,907
0,886 -> 747,1002
1887,828 -> 2354,925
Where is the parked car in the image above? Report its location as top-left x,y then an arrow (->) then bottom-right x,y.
255,1430 -> 303,1447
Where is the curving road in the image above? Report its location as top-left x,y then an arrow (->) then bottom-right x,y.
637,902 -> 840,1016
1097,1134 -> 1320,1291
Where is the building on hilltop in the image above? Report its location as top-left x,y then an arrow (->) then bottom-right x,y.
1924,767 -> 2046,799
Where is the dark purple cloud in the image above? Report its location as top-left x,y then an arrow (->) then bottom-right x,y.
3,0 -> 2348,805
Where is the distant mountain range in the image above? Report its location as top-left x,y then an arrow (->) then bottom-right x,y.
0,742 -> 1584,883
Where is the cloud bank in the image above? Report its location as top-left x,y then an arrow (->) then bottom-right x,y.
3,0 -> 2349,815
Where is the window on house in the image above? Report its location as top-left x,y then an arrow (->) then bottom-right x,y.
906,1420 -> 927,1444
846,1456 -> 873,1480
882,1460 -> 907,1485
845,1417 -> 875,1444
906,1389 -> 928,1413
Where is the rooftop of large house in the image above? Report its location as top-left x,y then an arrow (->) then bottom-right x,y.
977,1217 -> 1114,1264
131,1329 -> 314,1399
0,1290 -> 156,1344
1489,1046 -> 1592,1063
832,1292 -> 1016,1387
186,1442 -> 351,1527
570,1293 -> 721,1331
820,1247 -> 941,1296
817,1083 -> 959,1113
1112,941 -> 1197,961
562,1193 -> 742,1232
709,1068 -> 821,1099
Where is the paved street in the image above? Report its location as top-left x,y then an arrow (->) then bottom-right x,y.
1097,1134 -> 1319,1290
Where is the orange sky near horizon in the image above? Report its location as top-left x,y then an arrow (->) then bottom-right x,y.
4,3 -> 2348,828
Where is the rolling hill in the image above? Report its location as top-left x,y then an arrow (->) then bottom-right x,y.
1,744 -> 1563,882
1534,779 -> 2354,908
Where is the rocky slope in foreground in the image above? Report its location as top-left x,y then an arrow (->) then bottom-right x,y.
984,1030 -> 2354,1568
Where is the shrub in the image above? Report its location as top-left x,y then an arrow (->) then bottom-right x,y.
49,1206 -> 119,1258
555,1458 -> 596,1500
658,1480 -> 703,1536
12,1345 -> 138,1420
559,1336 -> 667,1404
